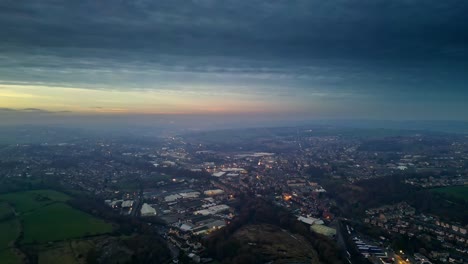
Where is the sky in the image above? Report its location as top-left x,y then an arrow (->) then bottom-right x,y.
1,0 -> 468,122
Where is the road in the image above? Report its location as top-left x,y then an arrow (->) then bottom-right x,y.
334,220 -> 363,264
395,254 -> 410,264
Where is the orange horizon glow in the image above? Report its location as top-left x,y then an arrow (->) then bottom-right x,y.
0,83 -> 303,115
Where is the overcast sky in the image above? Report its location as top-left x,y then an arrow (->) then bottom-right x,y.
1,0 -> 467,121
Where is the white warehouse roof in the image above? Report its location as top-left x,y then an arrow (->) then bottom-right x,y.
141,203 -> 157,216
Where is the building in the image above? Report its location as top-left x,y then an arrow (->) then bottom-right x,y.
194,204 -> 230,216
179,192 -> 200,199
297,216 -> 324,225
204,189 -> 225,196
165,194 -> 182,202
141,203 -> 157,216
212,172 -> 226,177
310,224 -> 336,237
121,200 -> 134,208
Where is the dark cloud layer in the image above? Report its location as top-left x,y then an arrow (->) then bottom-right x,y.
0,0 -> 467,119
2,0 -> 467,59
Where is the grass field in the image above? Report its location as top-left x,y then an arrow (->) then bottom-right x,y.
22,203 -> 113,244
0,190 -> 70,213
0,190 -> 114,246
0,202 -> 14,219
0,206 -> 22,264
0,249 -> 22,264
432,186 -> 468,201
0,219 -> 20,250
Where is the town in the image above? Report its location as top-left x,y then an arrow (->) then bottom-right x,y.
0,126 -> 467,264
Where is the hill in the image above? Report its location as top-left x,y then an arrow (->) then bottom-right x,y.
232,224 -> 319,263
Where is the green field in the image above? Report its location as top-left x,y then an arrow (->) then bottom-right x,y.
22,203 -> 113,244
0,249 -> 22,264
0,219 -> 20,250
0,202 -> 14,219
0,190 -> 70,214
432,186 -> 468,201
0,190 -> 114,246
0,203 -> 22,264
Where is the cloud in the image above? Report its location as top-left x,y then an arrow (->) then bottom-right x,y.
0,107 -> 70,114
0,107 -> 16,112
22,108 -> 49,113
1,0 -> 467,72
1,0 -> 467,61
0,0 -> 467,119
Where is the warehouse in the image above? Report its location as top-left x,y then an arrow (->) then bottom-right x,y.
140,203 -> 157,216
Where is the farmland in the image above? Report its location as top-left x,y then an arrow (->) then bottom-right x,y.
0,190 -> 113,247
0,202 -> 14,218
0,188 -> 170,263
431,185 -> 468,201
21,202 -> 113,244
0,190 -> 70,214
0,202 -> 22,264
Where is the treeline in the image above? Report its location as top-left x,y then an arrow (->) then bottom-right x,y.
2,177 -> 172,264
204,197 -> 344,264
0,174 -> 61,194
66,192 -> 166,232
324,175 -> 468,225
357,176 -> 468,225
66,193 -> 171,264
